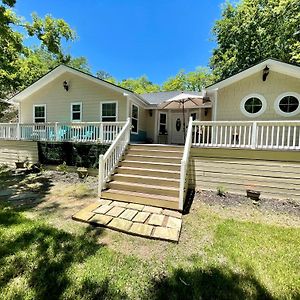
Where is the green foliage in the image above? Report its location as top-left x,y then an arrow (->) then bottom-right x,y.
217,185 -> 226,197
56,161 -> 68,173
119,75 -> 161,94
210,0 -> 300,80
162,67 -> 214,91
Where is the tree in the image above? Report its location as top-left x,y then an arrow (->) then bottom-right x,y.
96,70 -> 113,80
0,0 -> 76,98
210,0 -> 300,80
119,76 -> 160,94
162,68 -> 213,91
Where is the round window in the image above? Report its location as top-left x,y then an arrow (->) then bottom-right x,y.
278,96 -> 299,113
244,97 -> 263,114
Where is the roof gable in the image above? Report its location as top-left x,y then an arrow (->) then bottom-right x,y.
9,65 -> 149,106
206,59 -> 300,91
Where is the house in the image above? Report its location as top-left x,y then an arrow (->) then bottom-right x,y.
0,58 -> 299,210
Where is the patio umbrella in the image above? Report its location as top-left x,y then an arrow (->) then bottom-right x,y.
158,92 -> 210,140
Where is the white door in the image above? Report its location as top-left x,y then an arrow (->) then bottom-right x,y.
171,113 -> 186,144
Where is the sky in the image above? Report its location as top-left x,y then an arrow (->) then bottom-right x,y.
14,0 -> 225,84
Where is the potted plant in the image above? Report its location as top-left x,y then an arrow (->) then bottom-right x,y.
77,167 -> 88,179
246,185 -> 261,201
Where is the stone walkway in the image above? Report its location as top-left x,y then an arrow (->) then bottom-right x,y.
72,199 -> 182,242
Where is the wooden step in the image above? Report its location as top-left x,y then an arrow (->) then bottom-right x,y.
112,173 -> 180,188
101,189 -> 179,210
108,181 -> 179,197
128,149 -> 184,157
129,144 -> 184,152
125,154 -> 182,164
120,160 -> 181,171
116,166 -> 181,179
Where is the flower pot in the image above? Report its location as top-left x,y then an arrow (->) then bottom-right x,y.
77,168 -> 88,179
15,161 -> 26,169
246,189 -> 260,200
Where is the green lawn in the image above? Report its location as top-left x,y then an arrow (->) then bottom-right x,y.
0,167 -> 299,299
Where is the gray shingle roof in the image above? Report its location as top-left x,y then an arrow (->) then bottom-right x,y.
140,91 -> 203,105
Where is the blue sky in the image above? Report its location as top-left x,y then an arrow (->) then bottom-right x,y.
14,0 -> 224,84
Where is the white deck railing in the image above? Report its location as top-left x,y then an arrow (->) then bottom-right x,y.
179,117 -> 193,210
0,122 -> 126,144
192,120 -> 300,150
98,118 -> 131,196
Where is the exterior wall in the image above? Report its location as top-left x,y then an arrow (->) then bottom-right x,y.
0,141 -> 38,167
189,147 -> 300,201
19,73 -> 128,123
210,71 -> 300,121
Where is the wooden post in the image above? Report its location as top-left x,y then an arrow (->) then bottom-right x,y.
98,154 -> 104,198
16,123 -> 20,140
251,122 -> 257,149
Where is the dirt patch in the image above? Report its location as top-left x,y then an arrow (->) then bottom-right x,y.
196,190 -> 300,218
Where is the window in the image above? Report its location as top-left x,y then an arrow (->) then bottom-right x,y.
275,93 -> 300,116
190,112 -> 197,121
71,102 -> 82,122
131,104 -> 139,134
240,94 -> 266,117
101,102 -> 117,122
159,113 -> 167,134
33,105 -> 46,123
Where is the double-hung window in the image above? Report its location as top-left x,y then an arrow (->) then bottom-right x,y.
33,105 -> 46,123
159,112 -> 167,134
131,104 -> 139,134
101,102 -> 117,122
71,102 -> 82,122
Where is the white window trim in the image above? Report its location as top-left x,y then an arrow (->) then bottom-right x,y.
158,112 -> 167,134
274,92 -> 300,117
33,104 -> 47,123
70,102 -> 82,122
100,101 -> 118,122
240,93 -> 267,118
131,104 -> 139,135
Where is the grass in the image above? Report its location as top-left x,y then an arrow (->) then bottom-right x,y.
0,168 -> 299,299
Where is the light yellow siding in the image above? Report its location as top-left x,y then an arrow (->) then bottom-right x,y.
19,72 -> 128,123
214,71 -> 300,121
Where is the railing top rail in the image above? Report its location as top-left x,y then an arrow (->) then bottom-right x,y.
192,120 -> 300,125
103,118 -> 131,160
16,121 -> 127,126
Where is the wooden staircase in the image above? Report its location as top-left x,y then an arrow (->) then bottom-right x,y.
101,144 -> 184,210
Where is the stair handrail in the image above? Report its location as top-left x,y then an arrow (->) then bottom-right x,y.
98,117 -> 131,197
179,116 -> 193,210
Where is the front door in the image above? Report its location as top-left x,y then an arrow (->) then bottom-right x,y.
171,113 -> 185,144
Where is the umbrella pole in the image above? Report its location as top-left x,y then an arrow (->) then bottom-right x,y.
182,100 -> 186,142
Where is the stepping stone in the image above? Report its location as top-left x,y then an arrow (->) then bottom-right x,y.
152,227 -> 179,242
127,203 -> 144,211
148,214 -> 165,226
162,209 -> 182,219
90,214 -> 113,226
85,202 -> 101,212
73,210 -> 95,222
94,205 -> 112,214
111,201 -> 128,208
166,217 -> 182,230
119,209 -> 138,221
108,218 -> 133,232
106,206 -> 125,217
132,212 -> 150,223
130,223 -> 153,237
143,206 -> 163,214
98,199 -> 112,206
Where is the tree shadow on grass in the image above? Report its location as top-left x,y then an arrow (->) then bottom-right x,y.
150,267 -> 275,300
0,208 -> 127,299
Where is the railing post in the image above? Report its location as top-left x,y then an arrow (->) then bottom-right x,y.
16,123 -> 20,140
251,121 -> 258,149
55,122 -> 58,141
100,123 -> 104,143
98,154 -> 104,198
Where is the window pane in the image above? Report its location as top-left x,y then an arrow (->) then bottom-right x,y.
132,105 -> 138,119
35,106 -> 45,118
102,103 -> 116,117
102,116 -> 116,122
35,118 -> 45,123
72,104 -> 81,112
159,124 -> 167,134
132,119 -> 138,133
72,112 -> 81,120
279,96 -> 299,113
160,113 -> 166,124
244,98 -> 262,114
